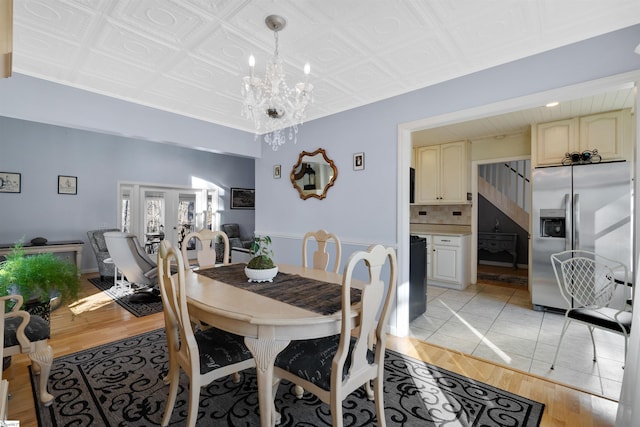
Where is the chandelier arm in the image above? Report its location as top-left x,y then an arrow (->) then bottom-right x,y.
273,31 -> 279,57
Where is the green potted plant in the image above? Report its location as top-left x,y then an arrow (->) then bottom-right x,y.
244,235 -> 278,282
0,243 -> 80,321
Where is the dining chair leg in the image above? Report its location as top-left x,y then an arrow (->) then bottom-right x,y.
29,344 -> 54,406
365,381 -> 374,400
374,376 -> 386,427
331,390 -> 344,427
623,334 -> 628,369
186,378 -> 201,427
587,326 -> 597,362
161,365 -> 180,426
550,318 -> 571,370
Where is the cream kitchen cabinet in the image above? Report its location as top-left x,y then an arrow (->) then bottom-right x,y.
415,140 -> 469,204
534,110 -> 628,166
430,234 -> 470,290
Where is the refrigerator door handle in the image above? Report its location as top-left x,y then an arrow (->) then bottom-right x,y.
564,193 -> 571,251
574,193 -> 580,250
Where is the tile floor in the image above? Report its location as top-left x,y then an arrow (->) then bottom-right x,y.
409,281 -> 626,400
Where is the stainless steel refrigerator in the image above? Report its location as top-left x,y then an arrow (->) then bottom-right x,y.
531,161 -> 632,311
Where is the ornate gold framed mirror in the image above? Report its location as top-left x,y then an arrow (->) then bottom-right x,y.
290,148 -> 338,200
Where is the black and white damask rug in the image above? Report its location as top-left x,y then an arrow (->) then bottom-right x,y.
32,329 -> 544,426
88,277 -> 162,317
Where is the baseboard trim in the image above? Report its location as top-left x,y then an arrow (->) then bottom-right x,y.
478,260 -> 528,269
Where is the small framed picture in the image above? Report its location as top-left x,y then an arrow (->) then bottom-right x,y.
353,152 -> 365,171
230,187 -> 255,209
58,175 -> 77,195
273,164 -> 281,179
0,172 -> 21,193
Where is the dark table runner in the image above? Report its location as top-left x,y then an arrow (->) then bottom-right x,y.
195,263 -> 361,316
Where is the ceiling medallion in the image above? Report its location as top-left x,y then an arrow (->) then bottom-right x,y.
241,15 -> 314,151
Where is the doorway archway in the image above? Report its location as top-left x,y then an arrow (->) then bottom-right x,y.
396,72 -> 639,338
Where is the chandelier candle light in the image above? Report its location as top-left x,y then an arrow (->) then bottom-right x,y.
242,15 -> 313,151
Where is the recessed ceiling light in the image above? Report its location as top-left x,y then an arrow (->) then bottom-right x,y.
545,101 -> 559,108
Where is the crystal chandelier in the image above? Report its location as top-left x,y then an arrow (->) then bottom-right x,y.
242,15 -> 314,151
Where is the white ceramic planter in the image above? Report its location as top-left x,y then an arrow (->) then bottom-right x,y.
244,266 -> 278,283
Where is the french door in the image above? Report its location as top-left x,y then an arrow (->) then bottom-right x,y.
118,183 -> 218,257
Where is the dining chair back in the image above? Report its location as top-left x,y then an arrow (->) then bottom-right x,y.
550,250 -> 632,369
302,229 -> 342,273
274,244 -> 397,427
180,229 -> 230,269
157,240 -> 255,427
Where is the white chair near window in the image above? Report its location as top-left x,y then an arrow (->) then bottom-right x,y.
274,244 -> 397,427
104,232 -> 158,288
302,229 -> 342,273
550,250 -> 632,370
157,240 -> 255,427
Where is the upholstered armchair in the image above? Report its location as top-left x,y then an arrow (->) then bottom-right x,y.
221,224 -> 253,249
87,229 -> 120,280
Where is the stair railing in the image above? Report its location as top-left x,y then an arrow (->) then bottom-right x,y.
478,160 -> 530,214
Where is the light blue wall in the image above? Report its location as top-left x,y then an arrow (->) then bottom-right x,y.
0,116 -> 255,272
256,25 -> 640,254
0,73 -> 260,158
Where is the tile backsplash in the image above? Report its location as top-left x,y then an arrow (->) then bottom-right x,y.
410,204 -> 471,225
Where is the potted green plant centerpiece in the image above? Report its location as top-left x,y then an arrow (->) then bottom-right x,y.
245,235 -> 278,282
0,243 -> 80,321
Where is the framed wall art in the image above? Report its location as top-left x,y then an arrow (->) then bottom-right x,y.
0,172 -> 21,193
353,152 -> 365,171
58,175 -> 77,195
230,187 -> 255,209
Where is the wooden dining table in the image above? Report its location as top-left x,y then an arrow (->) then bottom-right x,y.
185,263 -> 361,427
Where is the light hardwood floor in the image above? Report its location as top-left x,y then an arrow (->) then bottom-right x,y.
5,274 -> 618,426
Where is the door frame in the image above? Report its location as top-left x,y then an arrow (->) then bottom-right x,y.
395,71 -> 639,338
470,155 -> 530,285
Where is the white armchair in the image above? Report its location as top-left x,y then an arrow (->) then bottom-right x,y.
1,295 -> 54,406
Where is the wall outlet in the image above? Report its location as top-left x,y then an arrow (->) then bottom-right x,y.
452,211 -> 462,216
98,223 -> 108,230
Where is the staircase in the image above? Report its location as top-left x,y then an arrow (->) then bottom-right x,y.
478,160 -> 530,232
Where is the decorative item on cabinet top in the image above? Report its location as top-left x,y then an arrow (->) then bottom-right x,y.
561,149 -> 601,166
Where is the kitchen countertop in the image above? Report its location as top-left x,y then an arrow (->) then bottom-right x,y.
410,224 -> 471,236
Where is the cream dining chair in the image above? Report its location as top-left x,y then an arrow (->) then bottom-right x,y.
180,229 -> 230,269
274,244 -> 398,427
157,240 -> 255,427
179,229 -> 232,332
302,229 -> 342,273
1,295 -> 54,406
296,229 -> 343,397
